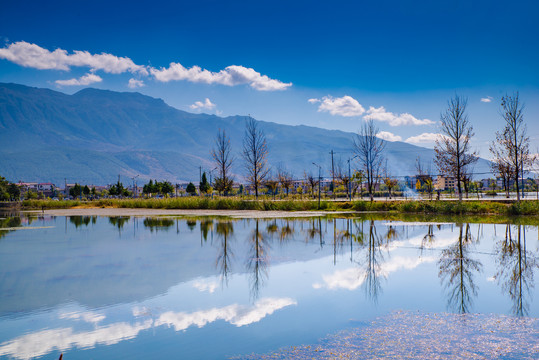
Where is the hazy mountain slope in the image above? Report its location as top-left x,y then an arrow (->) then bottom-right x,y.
0,83 -> 490,185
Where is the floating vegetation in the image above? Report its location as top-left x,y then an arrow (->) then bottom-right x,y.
235,311 -> 538,359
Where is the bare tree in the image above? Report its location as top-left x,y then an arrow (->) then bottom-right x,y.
354,120 -> 385,201
490,139 -> 514,198
304,170 -> 318,198
277,165 -> 293,197
434,95 -> 478,201
334,160 -> 351,199
491,93 -> 534,202
242,116 -> 270,199
211,129 -> 235,195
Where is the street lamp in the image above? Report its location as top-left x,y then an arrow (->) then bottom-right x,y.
312,162 -> 322,209
347,155 -> 359,201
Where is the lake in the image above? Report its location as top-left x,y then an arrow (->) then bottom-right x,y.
0,212 -> 538,359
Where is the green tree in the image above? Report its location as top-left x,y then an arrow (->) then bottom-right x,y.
200,172 -> 210,194
83,185 -> 90,196
69,183 -> 82,198
109,181 -> 130,197
0,176 -> 10,200
8,183 -> 20,201
160,181 -> 174,196
186,182 -> 197,195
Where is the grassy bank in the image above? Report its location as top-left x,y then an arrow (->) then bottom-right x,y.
21,197 -> 539,216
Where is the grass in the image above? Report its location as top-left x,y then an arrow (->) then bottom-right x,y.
20,197 -> 539,216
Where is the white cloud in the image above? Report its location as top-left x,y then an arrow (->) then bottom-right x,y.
309,95 -> 365,117
59,311 -> 105,324
314,256 -> 436,291
0,321 -> 153,360
192,279 -> 218,293
55,73 -> 102,86
405,132 -> 442,144
364,106 -> 434,126
0,41 -> 291,91
150,63 -> 291,91
481,96 -> 493,103
0,41 -> 148,75
128,78 -> 145,88
0,297 -> 295,360
376,131 -> 402,142
190,98 -> 216,111
155,297 -> 296,330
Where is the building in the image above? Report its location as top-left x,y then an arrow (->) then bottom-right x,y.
435,175 -> 457,191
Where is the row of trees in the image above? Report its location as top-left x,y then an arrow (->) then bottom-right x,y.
433,92 -> 535,202
206,95 -> 535,202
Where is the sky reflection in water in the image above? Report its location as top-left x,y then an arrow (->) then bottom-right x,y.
0,214 -> 538,359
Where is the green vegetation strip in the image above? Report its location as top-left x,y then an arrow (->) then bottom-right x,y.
21,198 -> 539,216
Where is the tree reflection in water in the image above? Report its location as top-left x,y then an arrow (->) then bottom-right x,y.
143,218 -> 174,232
438,223 -> 482,313
69,215 -> 97,228
246,220 -> 270,300
361,219 -> 385,303
419,224 -> 436,256
279,219 -> 294,243
215,220 -> 234,286
0,216 -> 21,239
200,219 -> 213,243
109,216 -> 129,230
495,224 -> 538,316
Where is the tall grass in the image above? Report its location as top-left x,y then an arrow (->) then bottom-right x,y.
21,198 -> 539,216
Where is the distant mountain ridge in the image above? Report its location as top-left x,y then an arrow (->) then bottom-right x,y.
0,83 -> 491,185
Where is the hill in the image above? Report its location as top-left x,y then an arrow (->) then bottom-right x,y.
0,83 -> 491,185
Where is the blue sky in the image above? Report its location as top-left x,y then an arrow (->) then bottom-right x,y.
1,0 -> 538,157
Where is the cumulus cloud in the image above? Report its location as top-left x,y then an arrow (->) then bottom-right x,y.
0,41 -> 291,91
150,63 -> 291,91
0,41 -> 148,75
405,132 -> 442,144
314,256 -> 436,291
55,73 -> 102,86
0,321 -> 153,360
364,106 -> 434,126
308,95 -> 365,117
481,96 -> 493,103
376,131 -> 402,142
128,78 -> 145,88
190,98 -> 216,111
155,297 -> 296,330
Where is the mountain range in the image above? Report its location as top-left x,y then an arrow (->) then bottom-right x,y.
0,83 -> 491,186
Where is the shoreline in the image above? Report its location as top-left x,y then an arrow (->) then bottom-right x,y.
34,208 -> 355,218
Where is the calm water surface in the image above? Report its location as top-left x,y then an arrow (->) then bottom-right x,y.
0,213 -> 538,359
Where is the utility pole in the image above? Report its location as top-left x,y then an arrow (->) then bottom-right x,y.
347,155 -> 358,201
348,159 -> 352,201
330,150 -> 335,199
313,162 -> 322,209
